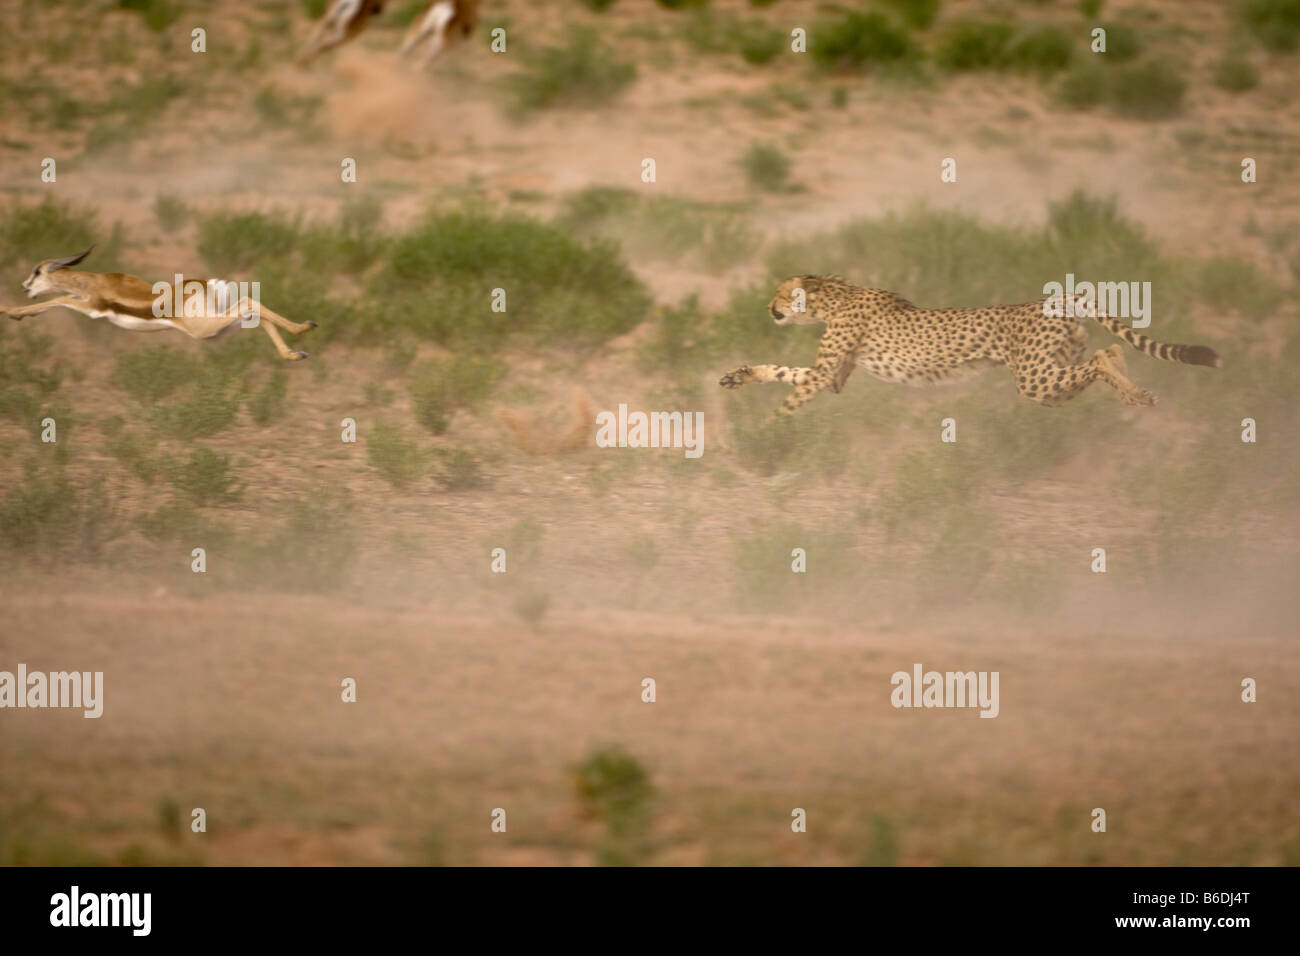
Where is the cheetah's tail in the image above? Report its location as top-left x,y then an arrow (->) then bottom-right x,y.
1089,312 -> 1221,368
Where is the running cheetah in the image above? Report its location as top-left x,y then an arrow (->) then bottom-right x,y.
719,275 -> 1220,416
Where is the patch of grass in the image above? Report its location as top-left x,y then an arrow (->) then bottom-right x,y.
1197,257 -> 1284,321
198,210 -> 301,274
1058,62 -> 1108,110
0,196 -> 123,274
1097,22 -> 1142,62
0,457 -> 119,564
572,745 -> 653,864
859,815 -> 901,866
246,369 -> 289,426
935,21 -> 1013,71
735,22 -> 785,64
117,0 -> 181,32
1106,61 -> 1186,119
407,356 -> 505,435
0,328 -> 65,427
164,447 -> 242,506
1243,0 -> 1300,53
1213,54 -> 1260,92
153,195 -> 190,233
579,0 -> 620,10
881,0 -> 941,30
505,29 -> 637,111
367,422 -> 428,488
110,348 -> 199,403
1006,27 -> 1074,76
299,194 -> 387,276
513,591 -> 551,629
434,447 -> 488,491
740,143 -> 792,193
810,11 -> 920,71
372,207 -> 650,350
150,376 -> 245,440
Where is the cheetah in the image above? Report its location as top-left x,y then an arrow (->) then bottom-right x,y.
719,275 -> 1220,416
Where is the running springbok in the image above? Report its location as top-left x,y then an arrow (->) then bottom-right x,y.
2,248 -> 317,361
299,0 -> 479,66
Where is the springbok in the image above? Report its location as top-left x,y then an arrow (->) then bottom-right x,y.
298,0 -> 387,65
299,0 -> 479,67
2,248 -> 317,362
398,0 -> 480,67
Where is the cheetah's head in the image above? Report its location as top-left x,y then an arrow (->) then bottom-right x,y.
768,275 -> 839,325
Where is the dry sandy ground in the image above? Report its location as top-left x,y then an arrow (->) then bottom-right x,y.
3,587 -> 1297,865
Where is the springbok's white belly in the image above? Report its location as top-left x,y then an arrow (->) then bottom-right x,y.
92,311 -> 177,332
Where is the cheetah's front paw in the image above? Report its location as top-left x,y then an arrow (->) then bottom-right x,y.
1122,388 -> 1157,407
719,365 -> 754,389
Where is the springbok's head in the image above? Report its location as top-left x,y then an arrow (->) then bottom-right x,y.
22,246 -> 93,298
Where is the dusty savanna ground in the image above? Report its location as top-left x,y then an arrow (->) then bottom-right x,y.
1,0 -> 1298,864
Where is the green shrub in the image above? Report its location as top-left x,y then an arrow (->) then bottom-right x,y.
153,195 -> 190,233
117,0 -> 180,32
1197,257 -> 1283,321
736,23 -> 785,64
367,422 -> 427,488
150,377 -> 245,439
881,0 -> 941,30
198,211 -> 300,274
435,446 -> 489,491
1097,22 -> 1142,62
1107,61 -> 1186,119
1006,27 -> 1073,75
0,458 -> 119,562
407,356 -> 504,435
505,30 -> 637,111
374,208 -> 649,349
1058,62 -> 1108,109
1213,55 -> 1260,92
165,447 -> 242,505
512,591 -> 551,629
1243,0 -> 1300,52
935,21 -> 1013,71
111,348 -> 199,403
810,12 -> 919,70
0,196 -> 121,273
573,745 -> 653,864
740,143 -> 792,193
246,369 -> 289,426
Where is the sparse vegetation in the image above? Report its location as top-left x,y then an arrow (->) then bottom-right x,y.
1243,0 -> 1300,53
367,422 -> 428,488
505,30 -> 637,111
1213,54 -> 1260,92
740,142 -> 792,193
810,11 -> 919,71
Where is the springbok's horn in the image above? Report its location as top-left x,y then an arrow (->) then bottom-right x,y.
48,245 -> 94,271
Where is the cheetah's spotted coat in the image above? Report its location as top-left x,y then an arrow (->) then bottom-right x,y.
720,275 -> 1220,416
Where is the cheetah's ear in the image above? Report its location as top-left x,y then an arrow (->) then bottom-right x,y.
799,275 -> 822,294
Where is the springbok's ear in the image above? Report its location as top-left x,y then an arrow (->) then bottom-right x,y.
800,276 -> 822,294
48,246 -> 94,271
